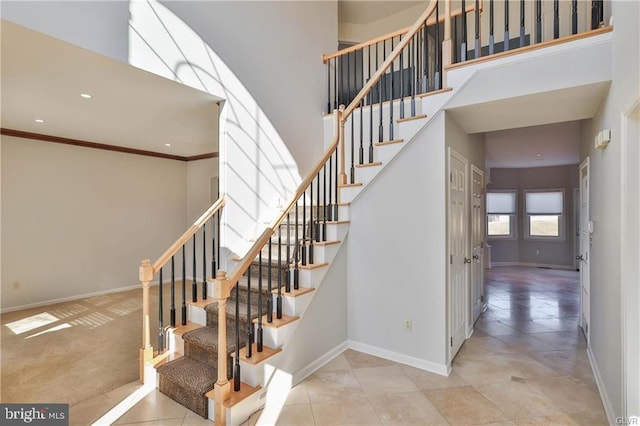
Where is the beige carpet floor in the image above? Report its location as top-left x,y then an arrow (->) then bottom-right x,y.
1,281 -> 196,407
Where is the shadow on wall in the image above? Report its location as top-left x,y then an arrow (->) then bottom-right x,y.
127,0 -> 301,262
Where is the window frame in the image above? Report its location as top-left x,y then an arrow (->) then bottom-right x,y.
523,189 -> 566,241
486,190 -> 518,240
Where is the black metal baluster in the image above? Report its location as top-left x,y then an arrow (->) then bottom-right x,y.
350,114 -> 355,184
216,211 -> 221,274
192,234 -> 197,302
246,266 -> 252,358
598,0 -> 604,28
286,213 -> 291,292
389,36 -> 395,141
301,192 -> 307,265
368,45 -> 374,162
181,245 -> 186,325
504,0 -> 510,51
257,252 -> 263,352
461,0 -> 467,61
489,0 -> 495,54
322,164 -> 328,241
572,0 -> 578,35
267,238 -> 273,323
316,173 -> 321,243
158,267 -> 164,351
294,201 -> 300,289
519,0 -> 525,47
400,41 -> 405,118
554,0 -> 559,39
277,222 -> 283,319
359,99 -> 364,165
202,226 -> 207,300
423,24 -> 429,92
328,155 -> 333,221
536,0 -> 542,43
334,147 -> 339,220
378,41 -> 383,142
170,255 -> 176,327
475,0 -> 481,58
233,281 -> 240,391
347,51 -> 351,105
309,178 -> 314,264
435,1 -> 441,89
411,36 -> 416,117
211,219 -> 216,281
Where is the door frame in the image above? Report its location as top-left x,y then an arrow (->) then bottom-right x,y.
447,147 -> 469,362
578,157 -> 590,344
469,164 -> 485,328
620,98 -> 640,419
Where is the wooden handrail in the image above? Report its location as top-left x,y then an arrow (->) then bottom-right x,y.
343,0 -> 438,119
151,196 -> 225,273
226,109 -> 342,288
322,2 -> 479,63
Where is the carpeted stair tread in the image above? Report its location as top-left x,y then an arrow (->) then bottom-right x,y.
183,325 -> 238,354
157,356 -> 217,417
205,299 -> 266,325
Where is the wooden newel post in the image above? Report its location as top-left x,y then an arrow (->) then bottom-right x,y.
338,105 -> 347,186
213,270 -> 232,426
139,259 -> 154,383
442,0 -> 454,74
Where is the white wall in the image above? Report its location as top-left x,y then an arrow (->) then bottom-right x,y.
186,157 -> 219,224
347,113 -> 448,372
1,136 -> 187,310
578,0 -> 640,421
339,3 -> 425,43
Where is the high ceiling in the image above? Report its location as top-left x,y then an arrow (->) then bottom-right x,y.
1,19 -> 220,158
338,1 -> 424,24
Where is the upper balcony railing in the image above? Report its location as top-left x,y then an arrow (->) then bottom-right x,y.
324,0 -> 607,114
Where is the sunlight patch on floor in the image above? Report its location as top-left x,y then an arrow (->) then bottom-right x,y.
25,323 -> 72,339
4,312 -> 59,335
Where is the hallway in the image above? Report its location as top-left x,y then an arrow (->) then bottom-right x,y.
99,266 -> 607,425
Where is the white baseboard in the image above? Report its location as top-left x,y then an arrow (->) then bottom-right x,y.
490,261 -> 575,270
587,347 -> 616,425
0,282 -> 155,314
347,340 -> 449,376
292,341 -> 348,386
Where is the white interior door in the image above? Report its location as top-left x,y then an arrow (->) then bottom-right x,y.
470,166 -> 484,325
448,148 -> 469,361
578,158 -> 590,344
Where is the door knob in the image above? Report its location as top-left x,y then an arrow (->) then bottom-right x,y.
575,254 -> 584,261
473,255 -> 479,260
464,258 -> 472,264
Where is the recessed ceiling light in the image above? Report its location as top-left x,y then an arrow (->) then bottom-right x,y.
164,143 -> 172,147
34,119 -> 45,123
536,153 -> 543,157
80,93 -> 92,99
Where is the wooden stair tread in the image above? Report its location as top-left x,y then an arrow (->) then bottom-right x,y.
375,138 -> 404,146
325,220 -> 350,225
355,161 -> 383,168
417,87 -> 453,98
172,321 -> 204,337
237,343 -> 282,365
396,113 -> 427,123
272,286 -> 315,297
253,314 -> 299,328
338,182 -> 363,188
314,239 -> 340,246
294,261 -> 329,270
150,351 -> 182,368
204,382 -> 262,408
188,298 -> 216,309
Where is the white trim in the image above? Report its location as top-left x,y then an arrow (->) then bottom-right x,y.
587,347 -> 616,425
292,340 -> 348,386
348,340 -> 449,376
0,282 -> 157,314
489,261 -> 576,270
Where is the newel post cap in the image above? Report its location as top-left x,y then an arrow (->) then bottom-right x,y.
139,259 -> 154,283
213,270 -> 231,300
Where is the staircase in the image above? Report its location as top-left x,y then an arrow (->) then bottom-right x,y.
135,0 -> 611,424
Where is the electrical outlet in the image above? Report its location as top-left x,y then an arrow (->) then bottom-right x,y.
12,281 -> 20,290
403,319 -> 412,331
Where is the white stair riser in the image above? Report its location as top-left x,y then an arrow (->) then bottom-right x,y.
259,320 -> 299,348
188,304 -> 207,326
166,329 -> 185,355
207,392 -> 263,426
276,291 -> 314,317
